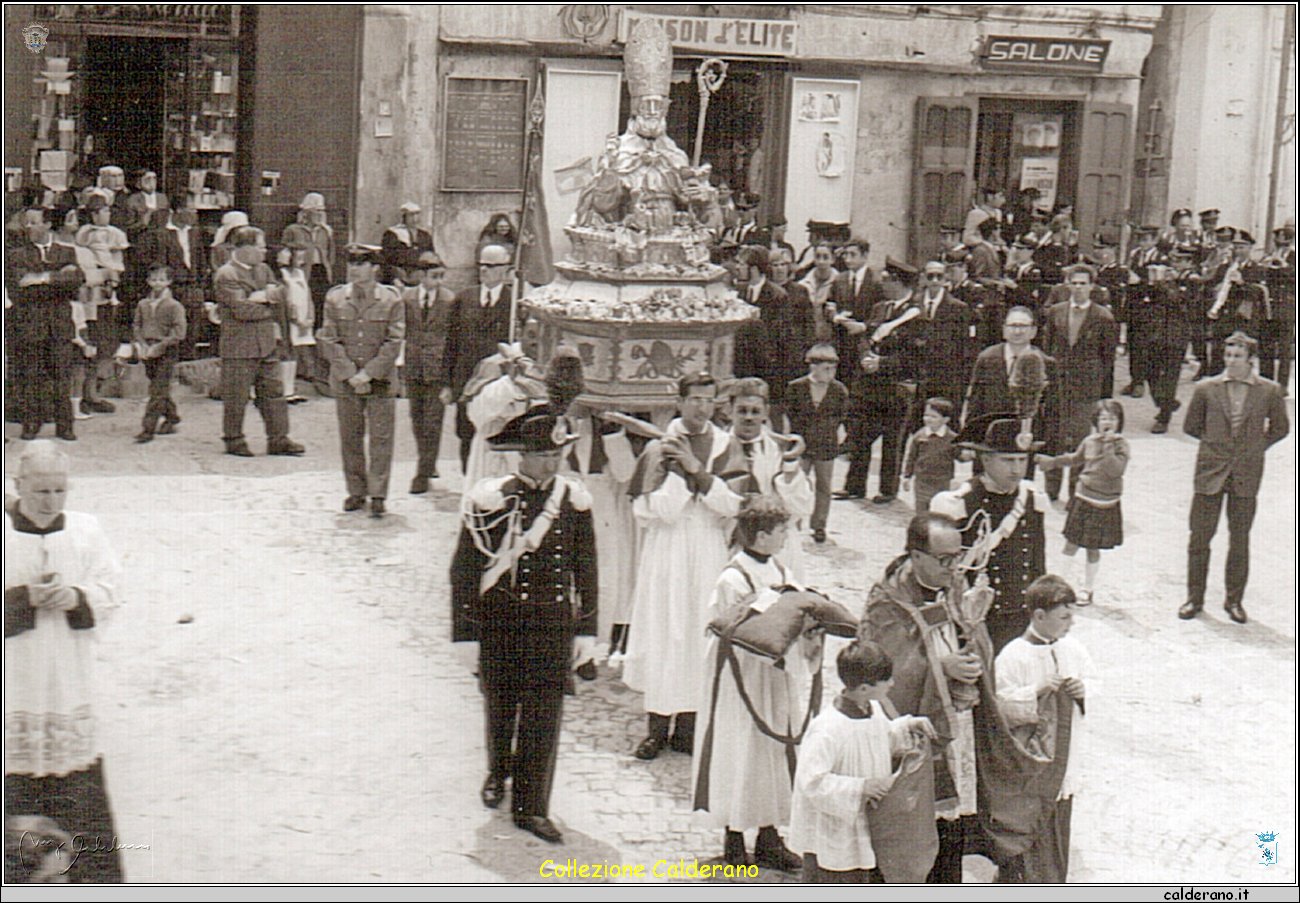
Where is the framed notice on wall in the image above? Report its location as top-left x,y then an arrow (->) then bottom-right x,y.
441,76 -> 529,192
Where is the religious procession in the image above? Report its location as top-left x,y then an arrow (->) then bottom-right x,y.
3,3 -> 1295,889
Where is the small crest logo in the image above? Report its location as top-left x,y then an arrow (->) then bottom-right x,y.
22,23 -> 49,54
1256,830 -> 1279,867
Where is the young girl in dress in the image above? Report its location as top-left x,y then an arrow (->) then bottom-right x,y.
1035,399 -> 1129,603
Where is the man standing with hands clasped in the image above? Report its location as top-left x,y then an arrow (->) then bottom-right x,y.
1179,331 -> 1288,624
317,246 -> 406,518
213,226 -> 306,458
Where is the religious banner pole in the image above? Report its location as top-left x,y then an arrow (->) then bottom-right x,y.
511,79 -> 550,342
692,58 -> 728,168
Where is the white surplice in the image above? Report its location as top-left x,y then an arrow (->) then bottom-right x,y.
5,511 -> 121,777
732,430 -> 815,582
787,704 -> 915,871
623,421 -> 742,714
692,551 -> 820,830
994,632 -> 1096,800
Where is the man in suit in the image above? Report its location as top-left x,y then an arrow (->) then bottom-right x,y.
826,237 -> 880,499
965,306 -> 1043,424
5,207 -> 84,440
137,204 -> 209,359
1038,264 -> 1118,500
733,246 -> 797,425
916,259 -> 974,407
450,409 -> 597,844
1179,332 -> 1289,624
213,225 -> 305,458
445,243 -> 516,470
318,246 -> 405,517
400,251 -> 456,494
836,258 -> 926,504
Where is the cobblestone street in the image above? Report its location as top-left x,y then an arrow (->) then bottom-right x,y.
4,360 -> 1295,884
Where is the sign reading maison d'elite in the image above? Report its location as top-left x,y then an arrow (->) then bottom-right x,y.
980,35 -> 1111,73
618,11 -> 797,58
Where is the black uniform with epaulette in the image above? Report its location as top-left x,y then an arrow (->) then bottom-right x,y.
1146,256 -> 1200,431
1261,228 -> 1296,389
1205,229 -> 1269,377
1123,228 -> 1165,397
450,411 -> 597,841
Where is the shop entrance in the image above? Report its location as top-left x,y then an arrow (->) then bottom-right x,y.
82,37 -> 183,182
974,97 -> 1081,217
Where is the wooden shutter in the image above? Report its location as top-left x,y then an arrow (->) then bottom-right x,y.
1075,102 -> 1133,251
243,5 -> 362,249
911,97 -> 977,264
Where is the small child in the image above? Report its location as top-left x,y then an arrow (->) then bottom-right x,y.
993,574 -> 1096,883
693,494 -> 817,872
277,244 -> 315,404
1035,399 -> 1129,603
131,264 -> 186,443
786,344 -> 849,544
74,195 -> 129,295
788,639 -> 937,883
901,397 -> 958,512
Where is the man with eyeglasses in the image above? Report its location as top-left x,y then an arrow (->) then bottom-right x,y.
916,260 -> 974,408
964,306 -> 1052,431
445,243 -> 517,470
860,511 -> 987,883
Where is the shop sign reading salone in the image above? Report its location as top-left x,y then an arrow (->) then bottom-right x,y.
980,36 -> 1111,73
617,11 -> 797,58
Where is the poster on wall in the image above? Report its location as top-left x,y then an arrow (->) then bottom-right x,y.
441,77 -> 528,192
1020,156 -> 1060,210
784,78 -> 859,253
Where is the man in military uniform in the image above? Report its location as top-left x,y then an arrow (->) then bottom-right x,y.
450,410 -> 598,844
1123,225 -> 1165,398
1204,229 -> 1268,378
1261,225 -> 1296,392
1147,252 -> 1201,433
932,414 -> 1047,653
317,245 -> 405,517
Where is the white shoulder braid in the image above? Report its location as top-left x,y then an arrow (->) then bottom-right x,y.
557,474 -> 593,511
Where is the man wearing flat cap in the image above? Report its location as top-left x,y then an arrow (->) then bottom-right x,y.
931,413 -> 1047,653
450,409 -> 598,844
317,245 -> 405,517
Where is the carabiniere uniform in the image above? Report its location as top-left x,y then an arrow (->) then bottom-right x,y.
450,441 -> 598,822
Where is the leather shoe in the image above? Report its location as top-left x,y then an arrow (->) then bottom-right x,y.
634,736 -> 665,760
134,431 -> 155,444
513,814 -> 563,844
1151,420 -> 1169,434
343,495 -> 366,512
19,427 -> 39,441
813,528 -> 826,544
226,441 -> 255,457
409,476 -> 430,495
831,490 -> 864,501
56,428 -> 77,441
1178,600 -> 1203,620
575,661 -> 597,681
1224,601 -> 1247,624
369,498 -> 386,518
480,774 -> 505,809
267,438 -> 305,456
754,838 -> 803,873
82,398 -> 116,414
157,420 -> 179,435
871,494 -> 896,505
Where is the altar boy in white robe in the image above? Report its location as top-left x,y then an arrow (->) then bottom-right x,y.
724,378 -> 815,582
624,372 -> 745,761
692,494 -> 821,871
994,574 -> 1096,883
